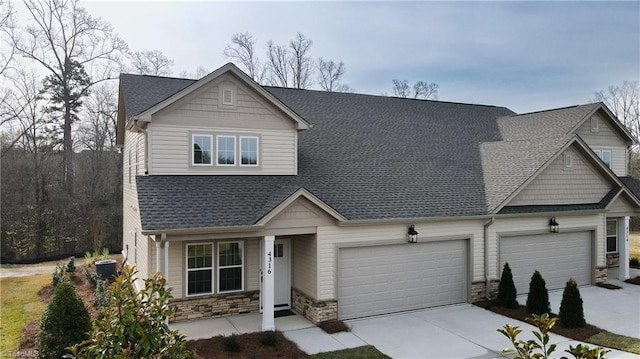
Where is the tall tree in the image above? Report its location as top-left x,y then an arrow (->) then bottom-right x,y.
317,58 -> 352,92
266,40 -> 290,87
288,32 -> 313,89
593,81 -> 639,144
178,66 -> 209,79
392,79 -> 439,100
223,32 -> 265,83
12,0 -> 126,193
129,50 -> 174,76
0,0 -> 15,77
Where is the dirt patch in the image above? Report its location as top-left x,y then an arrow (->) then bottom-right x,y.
318,320 -> 350,334
625,276 -> 640,285
473,301 -> 603,341
596,282 -> 622,290
187,331 -> 306,359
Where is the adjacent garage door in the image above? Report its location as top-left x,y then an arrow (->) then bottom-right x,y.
338,240 -> 467,320
500,231 -> 591,294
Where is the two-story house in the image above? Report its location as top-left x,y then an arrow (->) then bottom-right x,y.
116,63 -> 640,330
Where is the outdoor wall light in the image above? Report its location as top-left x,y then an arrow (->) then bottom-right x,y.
408,225 -> 418,243
549,217 -> 559,233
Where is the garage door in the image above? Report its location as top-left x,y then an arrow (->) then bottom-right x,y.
338,240 -> 467,320
500,231 -> 591,294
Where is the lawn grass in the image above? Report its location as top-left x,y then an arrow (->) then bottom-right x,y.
0,274 -> 50,357
308,345 -> 390,359
630,232 -> 640,259
587,332 -> 640,355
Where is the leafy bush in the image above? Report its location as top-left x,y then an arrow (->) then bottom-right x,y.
36,281 -> 92,359
565,343 -> 610,359
223,334 -> 241,353
94,279 -> 111,309
559,278 -> 586,328
84,248 -> 111,268
65,257 -> 76,273
526,270 -> 550,315
70,266 -> 191,359
84,251 -> 96,267
52,265 -> 68,287
497,262 -> 518,308
631,257 -> 639,267
260,331 -> 278,347
83,266 -> 99,288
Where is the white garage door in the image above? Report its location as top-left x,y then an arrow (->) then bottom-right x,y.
338,240 -> 467,320
500,231 -> 591,294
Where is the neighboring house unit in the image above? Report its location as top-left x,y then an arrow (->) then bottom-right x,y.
116,63 -> 640,330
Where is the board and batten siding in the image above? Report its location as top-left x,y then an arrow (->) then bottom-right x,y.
316,220 -> 484,301
575,112 -> 628,176
122,130 -> 149,281
489,213 -> 605,279
147,73 -> 298,175
292,235 -> 317,298
148,124 -> 296,175
509,147 -> 611,206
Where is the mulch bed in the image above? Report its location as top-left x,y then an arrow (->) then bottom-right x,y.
625,276 -> 640,285
473,301 -> 603,341
187,331 -> 306,359
318,320 -> 350,334
596,282 -> 622,290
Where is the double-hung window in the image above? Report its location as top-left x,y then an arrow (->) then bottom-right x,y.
240,136 -> 259,166
217,135 -> 236,165
192,134 -> 213,165
593,149 -> 612,168
606,219 -> 617,253
218,242 -> 244,292
187,243 -> 213,295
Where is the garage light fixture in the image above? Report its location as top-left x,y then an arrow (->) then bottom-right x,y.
408,225 -> 418,243
549,217 -> 559,233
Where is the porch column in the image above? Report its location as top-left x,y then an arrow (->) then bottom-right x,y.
164,241 -> 169,279
621,217 -> 630,280
262,235 -> 275,331
155,240 -> 162,275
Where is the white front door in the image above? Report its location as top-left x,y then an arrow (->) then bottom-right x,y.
274,238 -> 291,309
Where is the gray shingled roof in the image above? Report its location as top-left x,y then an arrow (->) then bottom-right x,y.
620,176 -> 640,200
120,73 -> 620,231
498,187 -> 620,214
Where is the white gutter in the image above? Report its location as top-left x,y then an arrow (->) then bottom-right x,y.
131,118 -> 149,174
483,217 -> 495,299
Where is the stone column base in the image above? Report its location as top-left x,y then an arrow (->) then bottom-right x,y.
292,287 -> 337,324
470,280 -> 499,302
169,290 -> 260,323
595,266 -> 607,283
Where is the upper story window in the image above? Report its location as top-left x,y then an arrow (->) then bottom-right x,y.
217,135 -> 236,165
192,134 -> 213,165
240,136 -> 259,166
593,149 -> 612,168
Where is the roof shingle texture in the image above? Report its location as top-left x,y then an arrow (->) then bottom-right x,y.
120,74 -> 605,231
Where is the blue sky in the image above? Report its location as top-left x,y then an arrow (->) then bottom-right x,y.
83,1 -> 640,113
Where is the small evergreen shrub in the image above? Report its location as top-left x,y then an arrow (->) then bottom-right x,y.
631,257 -> 640,267
559,278 -> 586,328
496,262 -> 518,308
94,279 -> 111,309
51,265 -> 67,287
83,266 -> 99,288
65,257 -> 76,273
526,270 -> 551,315
260,331 -> 278,347
36,281 -> 92,359
223,334 -> 241,353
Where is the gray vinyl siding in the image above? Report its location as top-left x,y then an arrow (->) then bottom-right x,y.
147,73 -> 297,175
292,235 -> 317,298
509,147 -> 611,206
607,195 -> 637,217
575,112 -> 628,176
264,197 -> 336,230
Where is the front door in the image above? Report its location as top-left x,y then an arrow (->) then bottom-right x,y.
274,238 -> 291,309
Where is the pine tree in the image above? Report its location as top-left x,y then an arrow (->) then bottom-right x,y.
36,281 -> 92,359
497,262 -> 518,308
526,270 -> 551,315
559,278 -> 586,328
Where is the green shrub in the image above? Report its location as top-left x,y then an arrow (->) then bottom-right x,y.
36,281 -> 92,359
69,266 -> 191,359
260,331 -> 278,347
83,266 -> 99,288
223,334 -> 241,353
559,278 -> 586,328
85,251 -> 96,267
65,257 -> 76,273
94,279 -> 111,309
526,270 -> 550,315
631,257 -> 639,267
496,262 -> 518,308
52,265 -> 67,287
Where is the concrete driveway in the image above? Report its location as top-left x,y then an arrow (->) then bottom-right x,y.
343,304 -> 638,359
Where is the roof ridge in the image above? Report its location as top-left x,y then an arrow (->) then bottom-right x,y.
120,73 -> 198,81
510,103 -> 598,117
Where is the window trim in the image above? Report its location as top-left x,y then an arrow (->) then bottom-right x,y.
186,242 -> 214,297
591,116 -> 600,132
216,135 -> 237,166
593,148 -> 612,168
239,136 -> 260,167
563,151 -> 573,170
219,86 -> 236,107
191,134 -> 214,166
606,219 -> 618,254
217,241 -> 244,293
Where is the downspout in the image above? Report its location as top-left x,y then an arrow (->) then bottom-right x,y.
132,119 -> 149,174
484,217 -> 495,299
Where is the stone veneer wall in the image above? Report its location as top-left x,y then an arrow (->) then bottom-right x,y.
292,288 -> 337,324
606,253 -> 620,268
169,290 -> 260,323
595,266 -> 607,283
470,280 -> 499,302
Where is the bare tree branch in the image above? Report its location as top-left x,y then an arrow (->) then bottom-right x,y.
129,50 -> 174,76
288,32 -> 312,89
392,79 -> 439,100
266,40 -> 290,87
318,58 -> 351,92
224,32 -> 265,84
